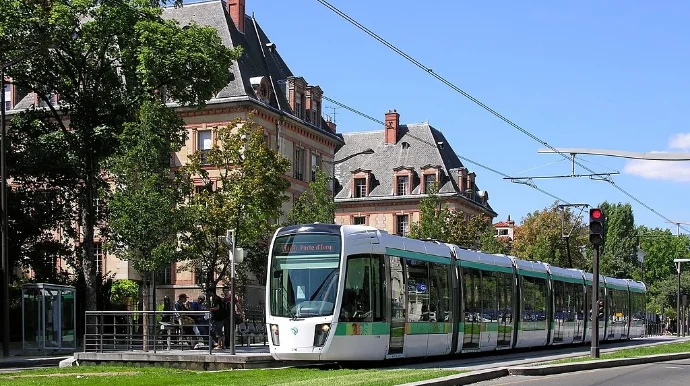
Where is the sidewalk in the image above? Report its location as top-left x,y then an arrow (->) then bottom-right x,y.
0,346 -> 74,369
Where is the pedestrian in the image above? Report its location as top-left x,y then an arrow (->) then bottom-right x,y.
223,282 -> 244,349
208,289 -> 228,349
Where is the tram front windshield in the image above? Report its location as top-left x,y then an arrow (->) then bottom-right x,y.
270,233 -> 341,318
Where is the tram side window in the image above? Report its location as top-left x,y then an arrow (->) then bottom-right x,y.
406,259 -> 430,322
463,267 -> 481,323
522,276 -> 547,326
481,270 -> 498,322
339,254 -> 384,322
498,272 -> 513,324
429,263 -> 450,322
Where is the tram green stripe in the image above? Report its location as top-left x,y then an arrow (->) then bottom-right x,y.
406,322 -> 452,335
607,284 -> 629,291
458,260 -> 513,273
385,248 -> 450,264
518,270 -> 548,279
551,276 -> 584,284
630,287 -> 646,293
334,322 -> 389,336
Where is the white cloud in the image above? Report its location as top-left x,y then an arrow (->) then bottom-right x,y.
624,159 -> 690,182
669,133 -> 690,150
623,134 -> 690,182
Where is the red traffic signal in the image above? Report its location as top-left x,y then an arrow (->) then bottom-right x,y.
589,208 -> 605,246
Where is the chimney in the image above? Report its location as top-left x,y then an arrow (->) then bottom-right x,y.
326,119 -> 336,133
228,0 -> 246,34
384,109 -> 400,145
458,167 -> 468,191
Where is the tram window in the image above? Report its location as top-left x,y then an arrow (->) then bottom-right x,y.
481,270 -> 498,322
522,276 -> 547,327
429,263 -> 450,322
498,272 -> 513,324
406,259 -> 430,322
463,267 -> 481,323
339,254 -> 384,322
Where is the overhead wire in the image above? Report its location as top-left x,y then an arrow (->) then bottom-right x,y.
315,0 -> 690,234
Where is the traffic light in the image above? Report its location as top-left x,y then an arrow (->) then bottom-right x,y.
589,208 -> 605,246
597,300 -> 604,319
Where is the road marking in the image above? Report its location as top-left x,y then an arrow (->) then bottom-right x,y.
665,366 -> 681,369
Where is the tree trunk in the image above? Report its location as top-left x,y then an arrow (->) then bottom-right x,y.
82,170 -> 99,334
141,279 -> 149,351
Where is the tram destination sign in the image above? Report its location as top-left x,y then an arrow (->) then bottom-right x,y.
273,235 -> 341,256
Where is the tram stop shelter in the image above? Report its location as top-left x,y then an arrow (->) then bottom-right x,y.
22,283 -> 77,352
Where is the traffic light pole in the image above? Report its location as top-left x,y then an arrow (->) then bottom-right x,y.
591,244 -> 600,358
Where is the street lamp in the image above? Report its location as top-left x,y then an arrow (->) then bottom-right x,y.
322,148 -> 374,196
674,258 -> 690,337
637,249 -> 646,282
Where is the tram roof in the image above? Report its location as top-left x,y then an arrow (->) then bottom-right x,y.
543,264 -> 585,284
509,257 -> 548,279
604,276 -> 629,291
627,279 -> 647,293
453,248 -> 514,274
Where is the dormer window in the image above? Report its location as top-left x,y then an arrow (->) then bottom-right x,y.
396,175 -> 409,196
295,92 -> 303,119
351,168 -> 372,198
423,174 -> 437,194
354,178 -> 367,198
3,83 -> 10,112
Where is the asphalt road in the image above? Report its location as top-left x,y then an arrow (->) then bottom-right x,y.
472,358 -> 690,386
387,336 -> 684,371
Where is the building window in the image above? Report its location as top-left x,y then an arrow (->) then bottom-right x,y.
424,174 -> 437,194
3,83 -> 10,112
396,215 -> 409,236
195,183 -> 212,195
94,197 -> 105,221
396,175 -> 409,196
312,100 -> 319,125
499,229 -> 509,236
94,242 -> 104,276
353,216 -> 366,225
354,178 -> 367,198
295,92 -> 303,119
155,264 -> 173,285
311,153 -> 320,182
197,130 -> 212,164
294,148 -> 305,181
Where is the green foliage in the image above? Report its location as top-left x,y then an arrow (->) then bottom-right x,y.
637,226 -> 689,285
409,186 -> 498,251
110,279 -> 139,305
409,186 -> 448,241
512,202 -> 589,269
285,169 -> 336,225
178,115 -> 291,291
599,202 -> 638,278
107,100 -> 187,276
1,0 -> 238,312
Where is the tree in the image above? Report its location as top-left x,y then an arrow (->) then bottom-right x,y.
179,115 -> 291,292
2,0 -> 238,315
409,186 -> 449,241
512,202 -> 588,269
599,202 -> 637,278
285,168 -> 336,225
637,227 -> 690,285
445,211 -> 495,250
106,100 -> 188,324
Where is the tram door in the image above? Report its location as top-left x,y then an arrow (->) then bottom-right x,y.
387,256 -> 406,355
462,267 -> 481,350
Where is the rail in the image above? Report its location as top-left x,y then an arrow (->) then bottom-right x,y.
84,306 -> 267,354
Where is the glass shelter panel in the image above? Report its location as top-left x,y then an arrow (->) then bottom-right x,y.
23,288 -> 41,349
61,290 -> 76,347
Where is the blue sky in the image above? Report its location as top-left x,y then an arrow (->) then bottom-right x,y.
185,0 -> 690,233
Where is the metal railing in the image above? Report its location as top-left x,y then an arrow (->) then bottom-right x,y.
84,306 -> 268,354
84,311 -> 215,354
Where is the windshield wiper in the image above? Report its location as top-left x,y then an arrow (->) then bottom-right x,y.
279,286 -> 299,320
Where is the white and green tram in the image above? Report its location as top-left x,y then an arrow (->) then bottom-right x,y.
265,224 -> 647,361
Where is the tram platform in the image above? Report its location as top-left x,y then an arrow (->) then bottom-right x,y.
74,344 -> 280,370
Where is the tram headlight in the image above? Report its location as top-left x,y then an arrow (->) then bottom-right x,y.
313,323 -> 331,347
270,324 -> 280,346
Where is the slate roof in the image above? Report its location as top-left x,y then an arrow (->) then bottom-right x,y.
334,123 -> 496,216
11,0 -> 342,144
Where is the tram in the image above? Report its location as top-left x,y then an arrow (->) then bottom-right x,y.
265,224 -> 647,361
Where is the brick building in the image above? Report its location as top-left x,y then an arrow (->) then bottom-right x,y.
333,109 -> 496,234
4,0 -> 342,301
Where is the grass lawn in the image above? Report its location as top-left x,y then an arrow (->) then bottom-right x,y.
0,366 -> 464,386
548,340 -> 690,365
